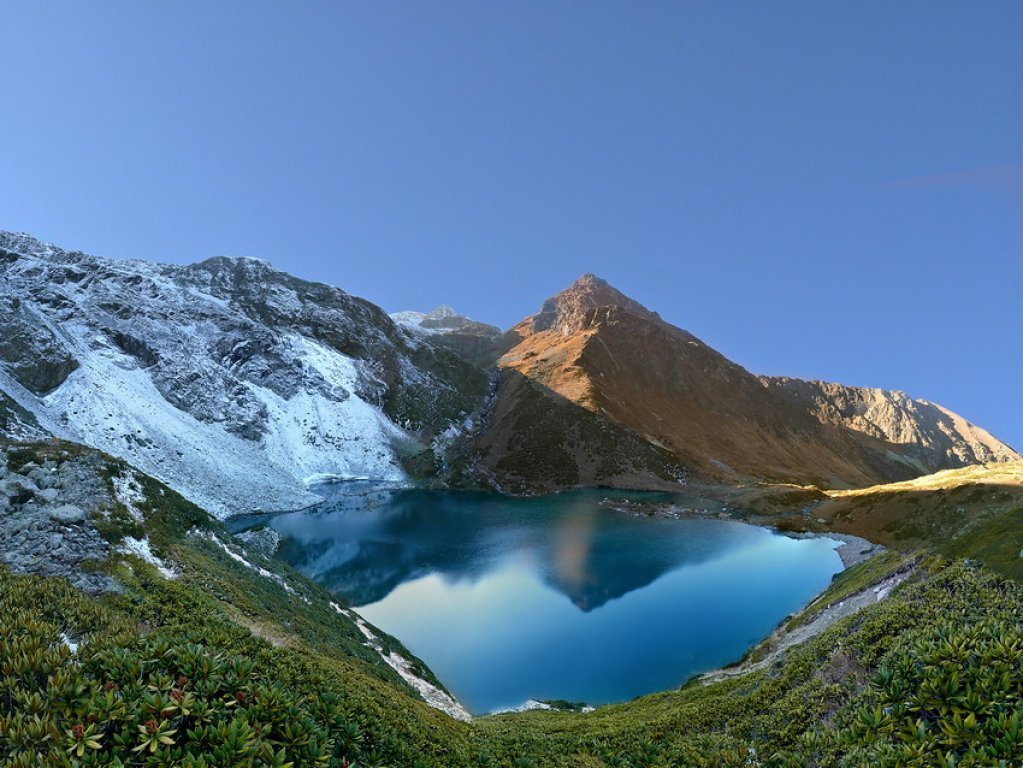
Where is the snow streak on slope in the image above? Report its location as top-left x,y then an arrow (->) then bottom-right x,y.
248,335 -> 409,487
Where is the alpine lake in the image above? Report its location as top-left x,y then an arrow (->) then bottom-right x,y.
230,484 -> 845,714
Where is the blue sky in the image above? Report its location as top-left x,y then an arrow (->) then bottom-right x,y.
2,2 -> 1020,448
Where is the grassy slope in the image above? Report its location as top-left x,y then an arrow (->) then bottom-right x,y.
6,443 -> 1023,766
815,462 -> 1023,580
1,442 -> 474,767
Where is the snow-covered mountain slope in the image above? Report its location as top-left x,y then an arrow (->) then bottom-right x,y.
390,305 -> 500,337
391,305 -> 509,368
0,232 -> 488,517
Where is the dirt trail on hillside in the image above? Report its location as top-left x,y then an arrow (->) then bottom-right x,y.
699,564 -> 914,686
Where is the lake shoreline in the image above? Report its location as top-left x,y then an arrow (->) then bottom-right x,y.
261,485 -> 847,714
596,495 -> 882,569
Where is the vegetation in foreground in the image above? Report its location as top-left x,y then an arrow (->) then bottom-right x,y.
4,443 -> 1023,766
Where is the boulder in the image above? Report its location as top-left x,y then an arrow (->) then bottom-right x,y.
49,504 -> 88,523
36,487 -> 60,503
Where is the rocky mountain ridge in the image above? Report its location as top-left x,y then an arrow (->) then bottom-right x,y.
471,274 -> 1019,491
391,305 -> 508,367
0,232 -> 488,517
762,377 -> 1018,471
2,231 -> 1016,511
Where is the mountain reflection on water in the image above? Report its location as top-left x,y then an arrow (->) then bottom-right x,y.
243,484 -> 845,713
263,485 -> 750,610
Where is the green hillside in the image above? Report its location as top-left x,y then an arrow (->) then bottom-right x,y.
4,442 -> 1023,766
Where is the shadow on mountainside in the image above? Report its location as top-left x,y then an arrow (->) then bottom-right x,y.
470,368 -> 691,494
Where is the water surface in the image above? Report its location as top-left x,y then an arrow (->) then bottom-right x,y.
250,485 -> 843,713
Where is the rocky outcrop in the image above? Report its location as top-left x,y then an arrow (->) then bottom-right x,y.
527,274 -> 663,335
0,299 -> 79,394
0,392 -> 47,442
0,232 -> 489,517
761,378 -> 1020,471
236,527 -> 282,557
0,446 -> 117,593
391,306 -> 509,368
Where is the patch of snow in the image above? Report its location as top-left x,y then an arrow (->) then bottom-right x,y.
330,602 -> 472,721
246,336 -> 409,489
389,310 -> 426,325
492,700 -> 554,714
191,530 -> 307,601
59,632 -> 79,654
112,470 -> 147,522
117,536 -> 178,579
389,311 -> 444,336
24,333 -> 322,519
303,472 -> 371,485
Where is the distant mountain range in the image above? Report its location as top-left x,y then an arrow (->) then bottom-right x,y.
1,232 -> 1017,516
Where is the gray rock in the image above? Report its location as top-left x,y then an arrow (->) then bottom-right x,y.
27,468 -> 51,488
36,487 -> 60,503
236,527 -> 281,557
3,475 -> 39,503
0,451 -> 116,594
49,504 -> 88,523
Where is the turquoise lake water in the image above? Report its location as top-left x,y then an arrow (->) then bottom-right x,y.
251,485 -> 844,714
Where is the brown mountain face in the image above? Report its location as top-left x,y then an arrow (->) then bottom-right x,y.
472,275 -> 1021,492
761,378 -> 1019,472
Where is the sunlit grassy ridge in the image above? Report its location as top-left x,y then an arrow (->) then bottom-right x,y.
825,462 -> 1023,497
816,461 -> 1023,582
5,443 -> 1023,766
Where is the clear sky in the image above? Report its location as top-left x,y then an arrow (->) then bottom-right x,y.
2,2 -> 1020,448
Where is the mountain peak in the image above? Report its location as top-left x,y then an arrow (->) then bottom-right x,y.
530,274 -> 661,334
425,304 -> 460,320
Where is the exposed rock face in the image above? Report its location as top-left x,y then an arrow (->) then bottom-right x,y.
236,527 -> 282,557
528,274 -> 663,335
391,306 -> 509,368
0,232 -> 489,517
476,275 -> 1020,490
761,378 -> 1020,471
0,392 -> 47,441
0,299 -> 79,394
0,447 -> 117,593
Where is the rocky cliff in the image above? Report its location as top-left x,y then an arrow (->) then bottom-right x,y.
762,377 -> 1019,471
0,232 -> 488,517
